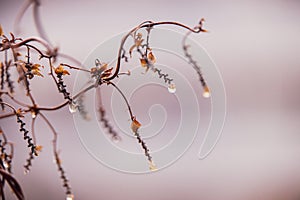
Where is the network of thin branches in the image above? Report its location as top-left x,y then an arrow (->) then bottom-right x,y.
0,0 -> 210,199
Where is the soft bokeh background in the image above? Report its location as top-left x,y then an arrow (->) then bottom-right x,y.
1,0 -> 300,199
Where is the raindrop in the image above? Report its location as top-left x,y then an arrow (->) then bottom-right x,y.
31,111 -> 37,119
202,86 -> 210,98
3,161 -> 9,169
66,194 -> 74,200
68,101 -> 77,113
168,83 -> 176,93
149,161 -> 158,172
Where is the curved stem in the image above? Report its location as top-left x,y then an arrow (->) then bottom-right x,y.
1,91 -> 31,108
182,30 -> 207,88
0,169 -> 24,200
104,20 -> 203,81
14,0 -> 34,34
106,81 -> 134,120
38,112 -> 57,153
39,83 -> 95,112
2,38 -> 52,53
60,63 -> 91,73
31,117 -> 37,145
32,1 -> 52,47
58,53 -> 83,67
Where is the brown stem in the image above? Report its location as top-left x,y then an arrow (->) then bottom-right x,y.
106,81 -> 134,120
60,63 -> 90,73
104,20 -> 203,81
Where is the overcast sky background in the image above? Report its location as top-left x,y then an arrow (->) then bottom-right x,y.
1,0 -> 300,199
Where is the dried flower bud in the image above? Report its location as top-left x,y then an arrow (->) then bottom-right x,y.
34,145 -> 43,156
147,52 -> 156,64
140,58 -> 147,68
31,64 -> 44,77
55,65 -> 70,76
16,108 -> 25,117
35,145 -> 43,152
131,117 -> 142,133
137,32 -> 143,39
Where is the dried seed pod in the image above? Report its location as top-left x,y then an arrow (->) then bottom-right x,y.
147,51 -> 156,64
131,117 -> 142,134
55,65 -> 70,76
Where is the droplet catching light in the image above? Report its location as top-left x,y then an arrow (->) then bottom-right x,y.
202,85 -> 210,98
168,83 -> 176,93
31,111 -> 37,119
3,160 -> 9,169
149,161 -> 158,171
66,194 -> 74,200
68,101 -> 77,113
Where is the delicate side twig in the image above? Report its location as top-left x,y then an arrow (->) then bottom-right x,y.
131,117 -> 157,171
96,87 -> 120,142
182,18 -> 210,98
39,113 -> 73,199
107,81 -> 156,170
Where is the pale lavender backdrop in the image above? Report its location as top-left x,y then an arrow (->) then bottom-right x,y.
0,0 -> 300,199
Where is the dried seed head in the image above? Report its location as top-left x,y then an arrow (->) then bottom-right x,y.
131,117 -> 142,133
202,85 -> 210,98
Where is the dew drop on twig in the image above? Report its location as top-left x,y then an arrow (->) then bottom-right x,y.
3,160 -> 9,169
168,83 -> 176,93
68,101 -> 77,114
66,194 -> 74,200
149,161 -> 158,171
202,86 -> 210,98
31,111 -> 37,119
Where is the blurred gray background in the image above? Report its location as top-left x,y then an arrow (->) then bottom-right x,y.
1,0 -> 300,199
